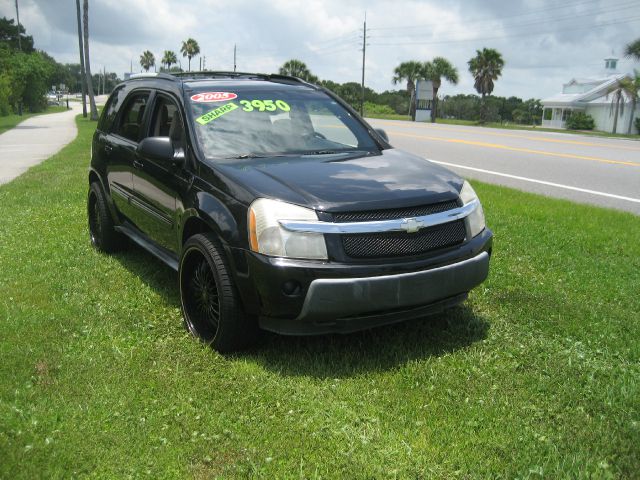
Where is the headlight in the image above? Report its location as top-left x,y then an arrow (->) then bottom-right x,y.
248,198 -> 328,260
459,181 -> 486,238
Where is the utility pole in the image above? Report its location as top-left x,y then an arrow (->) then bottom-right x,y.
233,44 -> 237,72
203,56 -> 206,70
15,0 -> 21,51
75,0 -> 87,117
360,13 -> 367,117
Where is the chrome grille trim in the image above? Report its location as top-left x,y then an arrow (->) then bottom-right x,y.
279,199 -> 477,234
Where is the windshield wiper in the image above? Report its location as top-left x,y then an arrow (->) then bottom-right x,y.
231,153 -> 288,159
304,150 -> 348,155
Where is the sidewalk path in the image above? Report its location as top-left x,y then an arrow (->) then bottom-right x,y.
0,102 -> 84,185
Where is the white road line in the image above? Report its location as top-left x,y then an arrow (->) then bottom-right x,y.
430,160 -> 640,205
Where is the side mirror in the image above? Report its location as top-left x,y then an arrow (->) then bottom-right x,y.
137,137 -> 183,165
374,128 -> 389,142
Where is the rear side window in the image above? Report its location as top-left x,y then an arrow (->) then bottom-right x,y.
98,87 -> 126,132
115,92 -> 149,142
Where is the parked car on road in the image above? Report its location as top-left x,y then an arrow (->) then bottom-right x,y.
87,72 -> 492,352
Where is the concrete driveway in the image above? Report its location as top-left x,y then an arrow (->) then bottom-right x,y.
368,119 -> 640,215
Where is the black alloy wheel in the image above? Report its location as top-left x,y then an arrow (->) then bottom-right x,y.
179,233 -> 258,352
87,182 -> 125,253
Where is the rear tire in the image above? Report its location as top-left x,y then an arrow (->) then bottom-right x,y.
179,233 -> 258,353
87,182 -> 125,253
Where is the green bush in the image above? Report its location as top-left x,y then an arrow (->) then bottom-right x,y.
565,111 -> 595,130
363,101 -> 396,116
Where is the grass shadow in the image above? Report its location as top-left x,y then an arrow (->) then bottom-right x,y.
113,243 -> 489,379
247,305 -> 489,379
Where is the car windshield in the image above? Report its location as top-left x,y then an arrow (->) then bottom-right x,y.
187,87 -> 379,159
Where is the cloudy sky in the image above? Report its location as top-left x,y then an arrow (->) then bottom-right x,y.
1,0 -> 639,99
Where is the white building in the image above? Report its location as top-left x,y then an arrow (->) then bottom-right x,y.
541,58 -> 638,134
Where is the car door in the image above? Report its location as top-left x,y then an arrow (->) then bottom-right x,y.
105,89 -> 151,224
130,91 -> 191,253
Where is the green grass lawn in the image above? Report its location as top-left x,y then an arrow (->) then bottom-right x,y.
0,106 -> 69,135
435,118 -> 640,139
367,114 -> 640,139
0,116 -> 638,478
365,112 -> 412,121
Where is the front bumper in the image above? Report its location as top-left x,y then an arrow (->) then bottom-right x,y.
231,228 -> 492,335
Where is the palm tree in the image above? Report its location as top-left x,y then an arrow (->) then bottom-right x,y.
139,50 -> 155,72
609,73 -> 640,134
180,38 -> 200,72
468,48 -> 504,122
82,0 -> 98,120
422,57 -> 459,123
608,84 -> 625,134
278,59 -> 317,82
392,61 -> 423,120
162,50 -> 177,70
625,38 -> 640,61
621,72 -> 640,134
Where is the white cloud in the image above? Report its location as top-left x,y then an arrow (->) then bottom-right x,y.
1,0 -> 638,99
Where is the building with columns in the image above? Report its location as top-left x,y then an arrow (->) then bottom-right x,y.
541,58 -> 638,134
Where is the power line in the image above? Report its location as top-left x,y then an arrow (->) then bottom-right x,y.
368,1 -> 640,39
368,16 -> 640,47
367,0 -> 609,31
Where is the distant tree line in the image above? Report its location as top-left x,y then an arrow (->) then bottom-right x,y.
0,16 -> 119,116
440,94 -> 543,125
277,57 -> 543,125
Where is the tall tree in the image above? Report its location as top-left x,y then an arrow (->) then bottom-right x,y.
625,38 -> 640,61
620,72 -> 640,134
180,38 -> 200,72
422,57 -> 459,123
468,48 -> 505,122
392,60 -> 423,120
0,16 -> 34,52
609,73 -> 640,134
161,50 -> 177,70
278,59 -> 317,82
82,0 -> 98,120
139,50 -> 155,72
608,84 -> 625,134
74,0 -> 86,117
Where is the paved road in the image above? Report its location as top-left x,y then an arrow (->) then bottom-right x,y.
0,102 -> 83,185
367,119 -> 640,215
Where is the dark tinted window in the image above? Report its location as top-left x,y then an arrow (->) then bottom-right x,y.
150,95 -> 185,148
98,86 -> 126,132
115,92 -> 149,142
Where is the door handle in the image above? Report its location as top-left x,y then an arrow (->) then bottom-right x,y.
133,159 -> 143,169
104,144 -> 113,154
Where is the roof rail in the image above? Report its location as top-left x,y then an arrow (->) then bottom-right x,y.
125,71 -> 319,89
172,71 -> 319,88
127,72 -> 176,81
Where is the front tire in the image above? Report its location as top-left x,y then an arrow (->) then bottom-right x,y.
179,233 -> 258,352
87,182 -> 125,253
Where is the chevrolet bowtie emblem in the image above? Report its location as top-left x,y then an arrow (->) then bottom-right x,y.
400,217 -> 425,233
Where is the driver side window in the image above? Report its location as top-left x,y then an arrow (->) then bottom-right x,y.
149,95 -> 185,149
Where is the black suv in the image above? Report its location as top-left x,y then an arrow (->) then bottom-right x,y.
88,72 -> 492,352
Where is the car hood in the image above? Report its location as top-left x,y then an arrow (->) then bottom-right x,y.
212,149 -> 463,212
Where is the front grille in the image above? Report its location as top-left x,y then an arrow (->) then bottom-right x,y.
332,199 -> 459,223
342,220 -> 466,258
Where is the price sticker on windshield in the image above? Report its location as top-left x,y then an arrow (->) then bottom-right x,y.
239,100 -> 291,112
